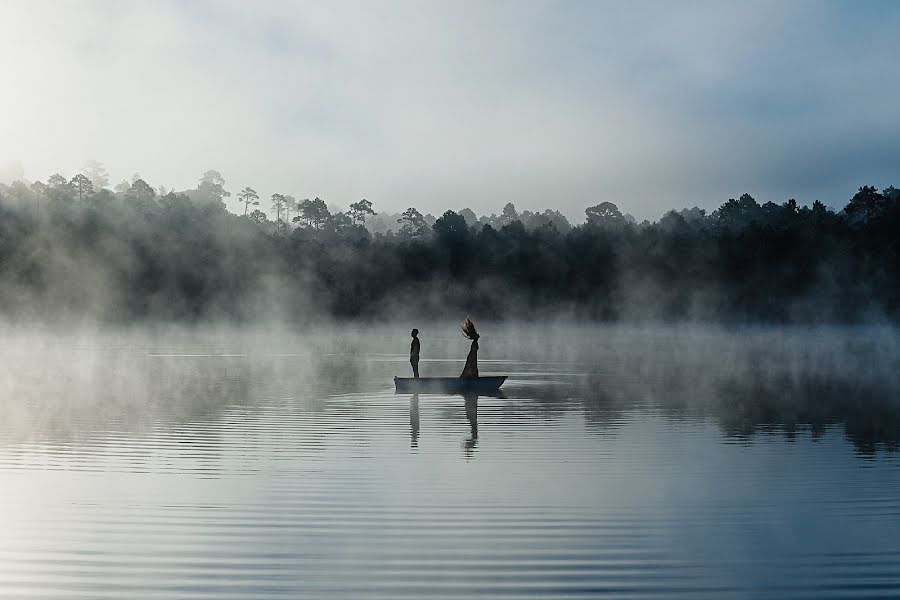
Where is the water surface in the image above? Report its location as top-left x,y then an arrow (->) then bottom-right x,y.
1,324 -> 899,599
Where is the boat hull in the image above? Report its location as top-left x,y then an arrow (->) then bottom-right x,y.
394,376 -> 507,393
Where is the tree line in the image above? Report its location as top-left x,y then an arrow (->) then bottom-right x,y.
0,167 -> 897,323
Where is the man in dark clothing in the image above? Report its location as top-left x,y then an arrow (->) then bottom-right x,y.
410,329 -> 420,378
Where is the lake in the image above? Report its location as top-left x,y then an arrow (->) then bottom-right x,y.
1,323 -> 899,599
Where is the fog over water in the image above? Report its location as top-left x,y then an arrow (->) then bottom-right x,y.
3,1 -> 899,597
1,322 -> 898,598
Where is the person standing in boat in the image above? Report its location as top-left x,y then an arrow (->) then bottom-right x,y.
410,328 -> 420,378
460,317 -> 479,379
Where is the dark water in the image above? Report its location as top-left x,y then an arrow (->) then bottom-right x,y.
1,324 -> 899,599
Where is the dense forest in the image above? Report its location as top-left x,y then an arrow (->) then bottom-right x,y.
0,167 -> 898,323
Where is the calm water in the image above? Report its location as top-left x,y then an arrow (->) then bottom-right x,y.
1,324 -> 899,599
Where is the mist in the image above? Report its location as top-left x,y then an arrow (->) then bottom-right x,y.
1,187 -> 897,597
3,3 -> 900,597
0,172 -> 897,326
2,320 -> 897,455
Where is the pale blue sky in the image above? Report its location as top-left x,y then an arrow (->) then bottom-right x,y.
1,0 -> 898,220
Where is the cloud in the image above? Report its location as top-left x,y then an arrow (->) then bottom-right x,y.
1,0 -> 898,220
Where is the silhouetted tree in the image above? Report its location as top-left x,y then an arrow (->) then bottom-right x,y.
238,187 -> 259,216
499,202 -> 519,227
458,208 -> 478,227
249,209 -> 267,224
544,209 -> 572,234
29,180 -> 47,201
197,170 -> 230,210
811,200 -> 828,217
658,210 -> 689,234
845,185 -> 885,223
585,201 -> 625,227
883,186 -> 900,203
433,210 -> 470,240
271,193 -> 286,230
676,207 -> 707,230
349,198 -> 376,225
299,197 -> 330,230
46,174 -> 73,205
715,193 -> 760,230
47,173 -> 68,188
291,198 -> 309,227
69,174 -> 94,202
398,207 -> 429,238
327,211 -> 353,231
125,178 -> 157,214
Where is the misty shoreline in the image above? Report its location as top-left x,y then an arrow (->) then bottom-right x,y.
0,175 -> 897,325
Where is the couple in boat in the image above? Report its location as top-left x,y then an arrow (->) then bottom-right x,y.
410,316 -> 480,379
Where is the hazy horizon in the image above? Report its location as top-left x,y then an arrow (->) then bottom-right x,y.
3,1 -> 899,221
3,3 -> 900,598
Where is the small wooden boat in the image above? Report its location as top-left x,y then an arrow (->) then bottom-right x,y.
394,376 -> 507,393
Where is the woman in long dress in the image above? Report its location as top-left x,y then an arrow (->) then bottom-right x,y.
459,316 -> 479,379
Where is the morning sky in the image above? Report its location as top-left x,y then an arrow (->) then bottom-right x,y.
2,0 -> 898,220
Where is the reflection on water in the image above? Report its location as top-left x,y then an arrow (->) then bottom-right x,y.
409,394 -> 480,458
0,324 -> 898,598
410,394 -> 419,449
464,396 -> 478,459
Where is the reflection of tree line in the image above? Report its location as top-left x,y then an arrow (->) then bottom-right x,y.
506,369 -> 900,457
1,321 -> 896,464
1,170 -> 899,321
5,344 -> 896,460
693,373 -> 900,456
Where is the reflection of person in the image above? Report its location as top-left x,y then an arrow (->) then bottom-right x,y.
410,394 -> 420,448
459,317 -> 479,379
463,395 -> 478,459
410,329 -> 420,378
